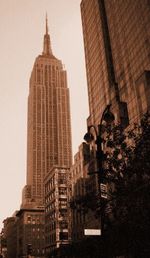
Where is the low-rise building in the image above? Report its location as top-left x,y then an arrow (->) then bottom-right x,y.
44,166 -> 71,257
16,205 -> 45,258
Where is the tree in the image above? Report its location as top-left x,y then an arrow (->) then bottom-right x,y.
69,112 -> 150,257
102,111 -> 150,257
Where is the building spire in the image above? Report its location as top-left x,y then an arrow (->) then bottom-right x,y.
42,13 -> 52,56
46,12 -> 48,34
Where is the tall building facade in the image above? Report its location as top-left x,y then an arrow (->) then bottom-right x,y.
22,17 -> 72,206
81,0 -> 150,127
69,0 -> 150,248
20,17 -> 72,257
1,16 -> 72,258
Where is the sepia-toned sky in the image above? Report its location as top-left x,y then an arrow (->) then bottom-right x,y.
0,0 -> 89,230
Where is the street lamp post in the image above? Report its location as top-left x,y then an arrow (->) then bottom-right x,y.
84,104 -> 115,236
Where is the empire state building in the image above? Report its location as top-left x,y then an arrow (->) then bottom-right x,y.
22,17 -> 72,206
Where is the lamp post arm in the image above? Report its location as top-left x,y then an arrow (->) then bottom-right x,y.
100,104 -> 111,125
87,125 -> 98,137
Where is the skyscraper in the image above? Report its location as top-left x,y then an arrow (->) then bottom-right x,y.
70,0 -> 150,247
2,15 -> 72,258
81,0 -> 150,127
22,16 -> 72,207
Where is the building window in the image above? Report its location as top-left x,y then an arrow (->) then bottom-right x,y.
59,232 -> 68,240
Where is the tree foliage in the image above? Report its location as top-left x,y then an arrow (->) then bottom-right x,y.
102,111 -> 150,257
69,112 -> 150,258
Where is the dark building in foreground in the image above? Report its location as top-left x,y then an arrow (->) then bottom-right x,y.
81,0 -> 150,126
69,0 -> 150,250
70,143 -> 91,242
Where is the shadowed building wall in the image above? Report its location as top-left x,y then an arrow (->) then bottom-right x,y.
81,0 -> 150,126
73,0 -> 150,248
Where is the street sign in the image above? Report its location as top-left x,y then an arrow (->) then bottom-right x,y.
84,229 -> 101,236
100,183 -> 107,199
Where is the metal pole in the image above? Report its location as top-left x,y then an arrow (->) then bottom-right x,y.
95,128 -> 104,236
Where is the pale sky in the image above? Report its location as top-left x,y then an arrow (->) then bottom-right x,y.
0,0 -> 89,230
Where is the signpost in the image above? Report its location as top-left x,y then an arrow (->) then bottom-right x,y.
84,229 -> 101,236
100,183 -> 107,199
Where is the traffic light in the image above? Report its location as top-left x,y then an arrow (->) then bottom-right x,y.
27,243 -> 32,255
